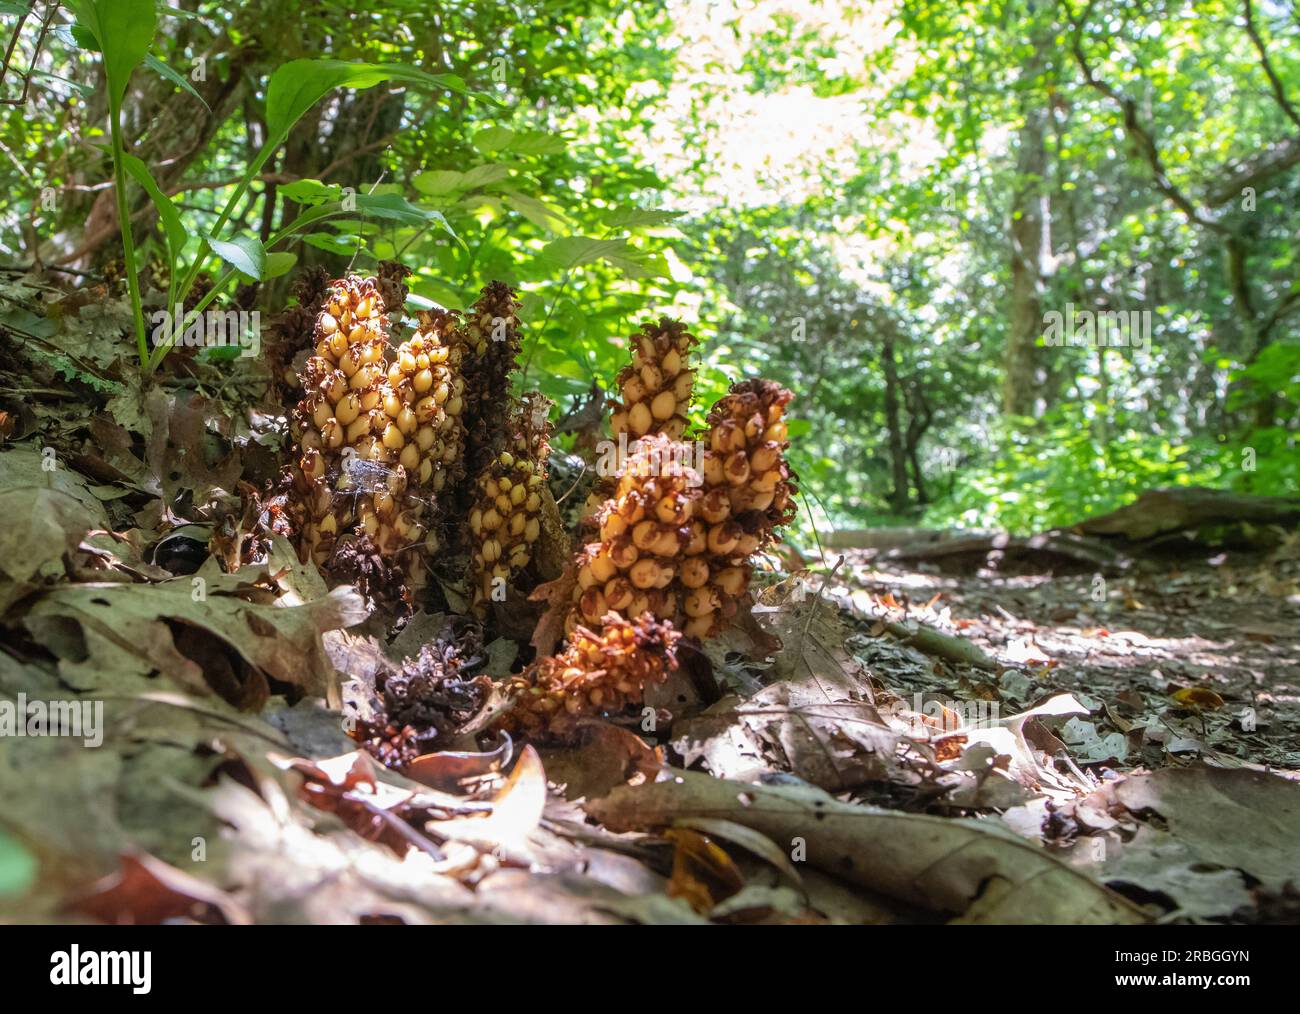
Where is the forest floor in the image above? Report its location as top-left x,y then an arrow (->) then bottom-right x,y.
1,273 -> 1298,925
840,544 -> 1300,774
10,477 -> 1296,924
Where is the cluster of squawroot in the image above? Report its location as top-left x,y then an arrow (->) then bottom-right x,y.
273,271 -> 795,741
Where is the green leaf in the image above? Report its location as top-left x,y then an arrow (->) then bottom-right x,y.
121,154 -> 187,278
603,246 -> 669,280
473,126 -> 566,156
458,163 -> 510,189
501,190 -> 567,231
599,207 -> 684,229
65,24 -> 96,49
208,235 -> 266,280
63,0 -> 157,109
411,276 -> 466,309
264,252 -> 298,279
535,346 -> 593,381
144,52 -> 209,110
413,170 -> 463,196
279,178 -> 343,206
472,126 -> 516,154
534,236 -> 630,273
354,192 -> 441,225
270,194 -> 457,253
504,129 -> 567,156
412,164 -> 509,197
0,830 -> 36,898
302,232 -> 360,256
265,60 -> 468,145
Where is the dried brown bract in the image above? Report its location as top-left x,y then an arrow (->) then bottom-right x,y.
498,612 -> 680,736
351,626 -> 489,768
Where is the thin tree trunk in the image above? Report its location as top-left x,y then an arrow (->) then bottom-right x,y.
880,318 -> 910,513
1003,22 -> 1052,418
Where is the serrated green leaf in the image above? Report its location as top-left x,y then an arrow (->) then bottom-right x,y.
473,126 -> 516,153
506,130 -> 567,156
501,190 -> 567,231
534,235 -> 629,272
599,207 -> 683,229
459,163 -> 511,189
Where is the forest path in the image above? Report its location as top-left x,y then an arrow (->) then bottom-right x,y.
829,542 -> 1300,774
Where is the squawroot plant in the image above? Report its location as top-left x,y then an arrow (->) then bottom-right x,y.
580,318 -> 698,527
610,318 -> 696,441
468,392 -> 552,617
270,270 -> 796,748
496,612 -> 680,737
574,433 -> 699,636
567,332 -> 797,641
274,275 -> 525,604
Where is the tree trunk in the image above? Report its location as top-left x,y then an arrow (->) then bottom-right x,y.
904,382 -> 933,505
880,318 -> 910,513
1003,26 -> 1052,418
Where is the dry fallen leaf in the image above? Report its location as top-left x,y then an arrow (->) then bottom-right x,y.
19,575 -> 366,702
588,770 -> 1149,924
65,851 -> 249,925
1099,766 -> 1300,918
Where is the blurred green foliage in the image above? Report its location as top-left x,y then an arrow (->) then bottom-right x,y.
0,0 -> 1295,536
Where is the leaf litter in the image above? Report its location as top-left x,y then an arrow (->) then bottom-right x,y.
2,290 -> 1298,925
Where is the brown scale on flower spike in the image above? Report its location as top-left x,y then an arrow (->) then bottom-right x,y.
375,260 -> 412,328
468,393 -> 552,616
457,281 -> 523,483
571,433 -> 700,636
287,275 -> 391,566
611,318 -> 697,441
581,318 -> 697,531
266,266 -> 331,405
497,612 -> 680,737
346,316 -> 473,594
687,379 -> 798,637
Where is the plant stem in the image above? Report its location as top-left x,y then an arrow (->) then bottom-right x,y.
174,137 -> 279,308
146,269 -> 235,372
109,98 -> 148,370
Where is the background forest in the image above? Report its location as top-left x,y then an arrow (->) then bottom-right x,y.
0,0 -> 1296,538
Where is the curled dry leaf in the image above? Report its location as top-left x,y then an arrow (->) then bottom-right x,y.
587,770 -> 1150,924
65,851 -> 249,925
664,826 -> 745,913
424,744 -> 548,863
404,733 -> 514,794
